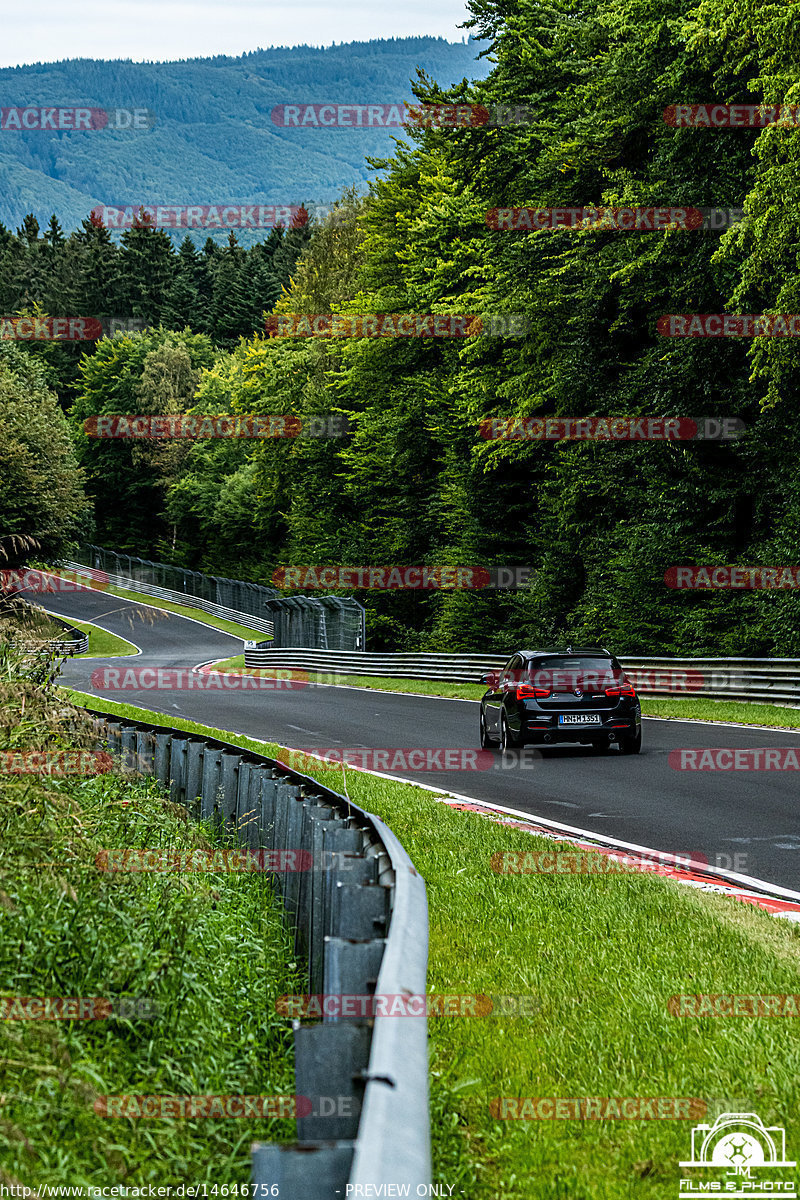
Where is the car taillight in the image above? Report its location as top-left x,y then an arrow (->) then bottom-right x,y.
517,684 -> 551,699
604,681 -> 636,697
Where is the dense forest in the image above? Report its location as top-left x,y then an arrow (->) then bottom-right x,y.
4,3 -> 800,656
0,38 -> 491,235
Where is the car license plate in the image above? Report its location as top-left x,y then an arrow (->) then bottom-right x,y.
558,714 -> 601,725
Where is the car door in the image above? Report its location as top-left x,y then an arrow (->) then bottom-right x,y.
485,654 -> 515,731
489,653 -> 522,732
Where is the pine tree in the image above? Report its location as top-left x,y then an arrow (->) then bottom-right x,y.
162,238 -> 206,332
119,223 -> 177,325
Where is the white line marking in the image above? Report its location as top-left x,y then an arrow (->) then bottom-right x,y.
255,746 -> 800,905
63,691 -> 800,908
46,579 -> 252,641
643,714 -> 800,733
44,609 -> 143,658
197,662 -> 800,727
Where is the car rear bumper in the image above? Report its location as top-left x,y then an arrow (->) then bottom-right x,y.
520,712 -> 640,745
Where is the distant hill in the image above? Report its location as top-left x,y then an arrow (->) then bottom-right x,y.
0,38 -> 492,236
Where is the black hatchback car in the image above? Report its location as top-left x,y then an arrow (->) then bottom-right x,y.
479,647 -> 642,754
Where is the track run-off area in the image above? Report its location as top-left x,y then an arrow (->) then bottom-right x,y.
34,582 -> 800,900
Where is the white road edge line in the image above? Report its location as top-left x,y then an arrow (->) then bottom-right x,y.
44,609 -> 143,658
234,738 -> 800,908
42,573 -> 256,642
197,661 -> 800,730
62,689 -> 800,911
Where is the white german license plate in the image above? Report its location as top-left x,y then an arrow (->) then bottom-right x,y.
558,714 -> 602,725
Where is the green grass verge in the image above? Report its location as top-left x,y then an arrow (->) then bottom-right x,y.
46,569 -> 269,642
640,695 -> 800,728
56,615 -> 138,658
64,689 -> 800,1199
211,654 -> 487,700
208,656 -> 800,726
0,768 -> 302,1188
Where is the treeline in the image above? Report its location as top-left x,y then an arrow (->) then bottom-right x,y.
8,0 -> 800,655
0,213 -> 311,399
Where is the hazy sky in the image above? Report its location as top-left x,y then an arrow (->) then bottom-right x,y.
0,0 -> 475,68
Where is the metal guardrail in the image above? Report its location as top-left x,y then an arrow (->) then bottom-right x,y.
67,549 -> 368,649
242,647 -> 800,706
51,616 -> 89,655
85,707 -> 431,1198
61,560 -> 276,637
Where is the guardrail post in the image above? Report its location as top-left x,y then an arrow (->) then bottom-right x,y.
200,747 -> 222,827
83,709 -> 432,1198
250,1143 -> 355,1200
322,938 -> 385,1021
135,730 -> 155,776
333,879 -> 391,941
219,753 -> 241,837
184,740 -> 205,820
294,1021 -> 371,1141
258,774 -> 279,848
154,733 -> 172,786
168,738 -> 188,807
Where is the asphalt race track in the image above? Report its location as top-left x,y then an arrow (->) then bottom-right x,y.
33,584 -> 800,892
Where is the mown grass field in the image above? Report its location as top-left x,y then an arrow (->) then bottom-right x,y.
66,690 -> 800,1199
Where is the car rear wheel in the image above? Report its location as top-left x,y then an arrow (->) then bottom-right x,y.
500,712 -> 522,753
480,709 -> 498,749
619,728 -> 642,755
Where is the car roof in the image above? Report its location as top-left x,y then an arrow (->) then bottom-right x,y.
520,647 -> 613,659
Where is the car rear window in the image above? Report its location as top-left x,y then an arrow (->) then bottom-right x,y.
527,657 -> 622,691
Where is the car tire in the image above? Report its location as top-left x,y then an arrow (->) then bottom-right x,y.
500,712 -> 522,753
619,728 -> 642,755
480,709 -> 498,749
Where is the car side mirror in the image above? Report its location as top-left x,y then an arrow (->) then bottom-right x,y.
481,672 -> 499,688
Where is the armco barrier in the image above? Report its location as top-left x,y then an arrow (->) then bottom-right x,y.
62,559 -> 276,638
242,647 -> 800,706
85,708 -> 431,1198
65,550 -> 368,649
49,613 -> 89,655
